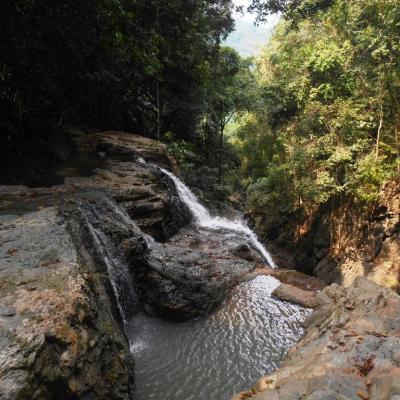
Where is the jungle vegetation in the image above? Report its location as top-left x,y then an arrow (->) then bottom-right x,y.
1,0 -> 399,225
230,0 -> 400,234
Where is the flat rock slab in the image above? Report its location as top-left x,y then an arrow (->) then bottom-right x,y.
254,267 -> 326,292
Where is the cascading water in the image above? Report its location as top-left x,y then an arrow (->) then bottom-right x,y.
79,199 -> 141,322
76,160 -> 310,400
160,168 -> 276,268
126,165 -> 311,400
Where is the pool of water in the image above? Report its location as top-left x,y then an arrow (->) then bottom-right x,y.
126,275 -> 311,400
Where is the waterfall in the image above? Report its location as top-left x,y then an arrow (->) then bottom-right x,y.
79,200 -> 141,323
160,168 -> 276,268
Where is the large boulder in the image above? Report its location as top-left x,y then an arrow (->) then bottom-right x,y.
131,227 -> 259,319
76,197 -> 259,320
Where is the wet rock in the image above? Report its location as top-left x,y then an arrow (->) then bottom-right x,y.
79,200 -> 258,320
132,227 -> 257,319
0,206 -> 135,400
231,243 -> 261,262
232,277 -> 400,400
272,284 -> 319,308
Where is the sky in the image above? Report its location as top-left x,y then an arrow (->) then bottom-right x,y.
225,0 -> 280,56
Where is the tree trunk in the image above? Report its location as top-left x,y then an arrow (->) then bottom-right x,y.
375,104 -> 383,160
217,123 -> 224,184
156,81 -> 160,140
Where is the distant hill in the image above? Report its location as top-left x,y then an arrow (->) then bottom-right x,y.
225,18 -> 276,57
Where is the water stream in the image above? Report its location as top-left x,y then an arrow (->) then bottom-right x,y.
161,168 -> 276,268
80,200 -> 141,322
126,168 -> 310,400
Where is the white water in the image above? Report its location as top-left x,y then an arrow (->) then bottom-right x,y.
161,168 -> 276,268
79,201 -> 140,323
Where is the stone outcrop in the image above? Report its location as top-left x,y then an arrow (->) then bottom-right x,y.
271,284 -> 320,308
244,267 -> 326,308
0,206 -> 135,400
0,131 -> 265,398
0,131 -> 189,400
132,227 -> 259,319
73,193 -> 257,320
233,277 -> 400,400
257,180 -> 400,291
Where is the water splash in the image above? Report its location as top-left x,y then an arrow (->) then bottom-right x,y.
160,168 -> 276,268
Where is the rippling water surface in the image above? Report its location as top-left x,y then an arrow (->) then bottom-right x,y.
126,276 -> 311,400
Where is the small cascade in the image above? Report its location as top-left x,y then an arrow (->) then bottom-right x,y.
79,200 -> 142,322
160,168 -> 276,268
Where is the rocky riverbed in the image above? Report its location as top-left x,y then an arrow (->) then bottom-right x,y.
233,277 -> 400,400
1,131 -> 399,400
0,132 -> 275,399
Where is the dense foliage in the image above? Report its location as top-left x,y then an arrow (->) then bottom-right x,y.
0,0 -> 235,182
232,0 -> 400,235
247,0 -> 334,23
2,0 -> 398,226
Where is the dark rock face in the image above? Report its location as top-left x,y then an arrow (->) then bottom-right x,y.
233,277 -> 400,400
131,227 -> 258,319
75,194 -> 258,320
